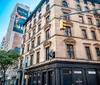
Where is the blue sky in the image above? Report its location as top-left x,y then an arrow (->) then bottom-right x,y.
0,0 -> 40,44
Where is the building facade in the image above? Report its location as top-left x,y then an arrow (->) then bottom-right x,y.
4,3 -> 30,51
19,0 -> 100,85
0,36 -> 6,50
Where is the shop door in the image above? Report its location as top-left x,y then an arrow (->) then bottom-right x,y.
73,70 -> 84,85
42,72 -> 47,85
62,69 -> 72,85
87,70 -> 98,85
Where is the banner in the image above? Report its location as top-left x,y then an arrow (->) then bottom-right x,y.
13,7 -> 28,34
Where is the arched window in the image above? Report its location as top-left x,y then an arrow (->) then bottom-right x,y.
85,6 -> 89,11
46,4 -> 50,12
62,1 -> 68,7
77,5 -> 82,11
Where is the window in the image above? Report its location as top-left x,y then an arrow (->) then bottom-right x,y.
29,24 -> 32,29
91,31 -> 96,40
33,73 -> 36,85
30,55 -> 33,65
85,6 -> 89,11
67,44 -> 74,58
85,47 -> 91,60
46,47 -> 50,60
25,57 -> 28,67
38,8 -> 41,13
38,13 -> 41,20
37,36 -> 40,45
34,19 -> 36,25
46,5 -> 50,12
29,33 -> 31,39
82,29 -> 87,39
46,0 -> 49,4
27,43 -> 30,52
32,41 -> 34,48
36,52 -> 40,63
46,15 -> 50,23
33,13 -> 36,18
96,19 -> 100,26
33,29 -> 35,36
38,24 -> 41,31
22,47 -> 24,54
88,18 -> 92,25
76,0 -> 80,3
79,16 -> 84,23
77,5 -> 82,11
65,26 -> 72,36
95,48 -> 100,57
46,29 -> 50,40
62,1 -> 68,7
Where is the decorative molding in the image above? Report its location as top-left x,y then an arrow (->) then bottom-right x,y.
83,43 -> 91,45
93,43 -> 100,46
22,44 -> 25,47
44,24 -> 51,31
80,26 -> 87,28
31,36 -> 35,41
43,40 -> 52,48
64,37 -> 76,44
61,7 -> 71,12
44,10 -> 51,17
90,27 -> 96,30
29,49 -> 34,54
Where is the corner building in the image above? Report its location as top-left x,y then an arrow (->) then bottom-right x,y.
20,0 -> 100,85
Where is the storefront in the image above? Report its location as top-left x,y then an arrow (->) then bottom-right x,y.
23,60 -> 100,85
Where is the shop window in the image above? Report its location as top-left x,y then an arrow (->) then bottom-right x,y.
62,69 -> 72,85
42,72 -> 47,85
67,44 -> 74,58
85,47 -> 92,60
65,26 -> 72,36
48,71 -> 54,85
37,72 -> 41,85
33,73 -> 37,85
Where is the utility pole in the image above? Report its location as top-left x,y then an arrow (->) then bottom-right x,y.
60,8 -> 100,19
